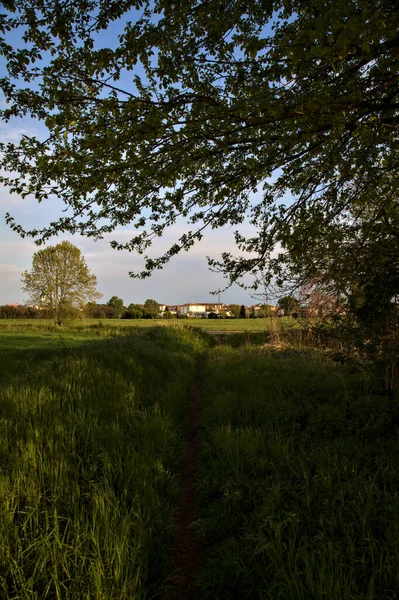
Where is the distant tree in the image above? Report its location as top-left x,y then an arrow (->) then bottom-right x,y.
278,296 -> 299,316
239,305 -> 247,319
143,299 -> 159,319
124,303 -> 144,319
258,304 -> 273,318
85,302 -> 113,319
229,304 -> 241,319
107,296 -> 125,319
21,241 -> 101,326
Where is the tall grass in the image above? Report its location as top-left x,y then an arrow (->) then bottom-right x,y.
0,326 -> 210,599
197,343 -> 399,599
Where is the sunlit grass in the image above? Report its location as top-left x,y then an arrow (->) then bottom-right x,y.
0,316 -> 300,333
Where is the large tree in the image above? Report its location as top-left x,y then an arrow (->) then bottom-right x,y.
22,241 -> 101,325
1,1 -> 398,290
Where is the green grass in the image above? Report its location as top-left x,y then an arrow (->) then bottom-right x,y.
0,330 -> 107,387
2,323 -> 397,598
0,316 -> 300,333
0,325 -> 211,599
197,342 -> 399,599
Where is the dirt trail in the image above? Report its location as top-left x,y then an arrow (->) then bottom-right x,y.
168,355 -> 204,600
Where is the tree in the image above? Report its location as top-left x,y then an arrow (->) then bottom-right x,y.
142,299 -> 160,319
229,304 -> 241,319
124,303 -> 144,319
258,304 -> 273,318
85,302 -> 113,319
107,296 -> 124,319
278,296 -> 299,316
1,1 -> 398,292
21,241 -> 101,325
239,305 -> 247,319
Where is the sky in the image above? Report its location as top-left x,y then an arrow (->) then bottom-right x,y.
0,6 -> 281,308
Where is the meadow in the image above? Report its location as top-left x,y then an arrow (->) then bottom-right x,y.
0,316 -> 299,333
0,325 -> 210,598
1,322 -> 398,598
197,341 -> 399,599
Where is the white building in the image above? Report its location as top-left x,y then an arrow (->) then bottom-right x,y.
180,303 -> 207,317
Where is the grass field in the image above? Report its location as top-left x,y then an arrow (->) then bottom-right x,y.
197,342 -> 399,599
0,325 -> 210,598
0,329 -> 107,387
0,316 -> 299,332
1,324 -> 398,598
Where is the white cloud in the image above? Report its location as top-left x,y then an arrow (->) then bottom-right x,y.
0,241 -> 36,258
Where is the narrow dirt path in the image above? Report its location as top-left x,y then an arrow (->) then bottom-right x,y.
168,354 -> 204,600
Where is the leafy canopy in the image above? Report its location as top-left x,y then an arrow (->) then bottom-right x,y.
1,1 -> 398,289
143,298 -> 160,318
21,241 -> 101,324
107,296 -> 125,318
278,295 -> 299,314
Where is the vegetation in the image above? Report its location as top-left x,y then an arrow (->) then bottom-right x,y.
21,242 -> 101,326
143,299 -> 160,319
0,329 -> 102,387
1,1 -> 397,297
1,0 -> 398,593
124,303 -> 144,319
197,338 -> 399,599
278,295 -> 300,315
0,325 -> 210,598
1,322 -> 398,597
107,296 -> 124,319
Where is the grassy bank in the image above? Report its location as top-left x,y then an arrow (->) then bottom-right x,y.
0,326 -> 210,599
197,342 -> 399,599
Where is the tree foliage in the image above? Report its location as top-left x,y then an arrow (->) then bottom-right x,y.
143,298 -> 159,319
228,304 -> 241,319
239,305 -> 247,319
258,304 -> 273,318
124,303 -> 144,319
21,241 -> 101,325
278,296 -> 299,315
1,1 -> 398,289
107,296 -> 124,318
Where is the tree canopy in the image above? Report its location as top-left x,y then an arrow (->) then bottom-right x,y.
107,295 -> 125,318
1,1 -> 398,291
21,241 -> 101,324
143,298 -> 160,318
278,295 -> 299,315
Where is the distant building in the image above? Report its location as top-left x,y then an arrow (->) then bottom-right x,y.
166,304 -> 182,316
180,303 -> 207,317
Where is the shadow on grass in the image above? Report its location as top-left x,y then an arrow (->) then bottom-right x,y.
0,326 -> 211,600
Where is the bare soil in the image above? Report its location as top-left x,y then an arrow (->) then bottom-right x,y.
168,355 -> 204,600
